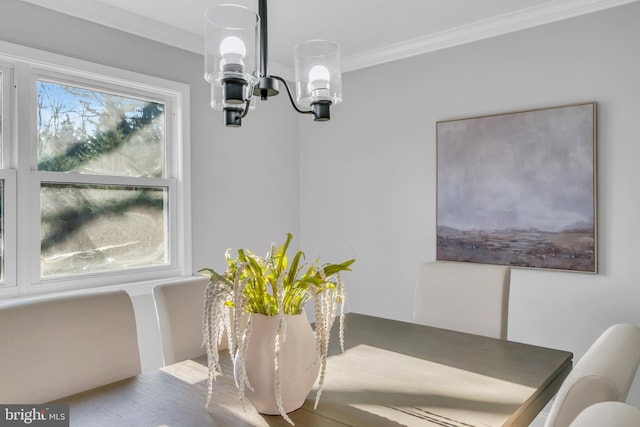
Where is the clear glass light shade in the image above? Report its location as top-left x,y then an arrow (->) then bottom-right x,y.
294,40 -> 342,108
205,5 -> 259,109
210,83 -> 256,112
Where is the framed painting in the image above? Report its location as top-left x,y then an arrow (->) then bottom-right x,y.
436,102 -> 597,272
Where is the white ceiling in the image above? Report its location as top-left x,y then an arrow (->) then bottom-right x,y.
19,0 -> 640,74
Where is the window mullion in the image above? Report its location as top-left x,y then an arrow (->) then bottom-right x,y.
0,62 -> 12,168
0,170 -> 17,288
0,63 -> 16,289
13,62 -> 40,292
36,171 -> 172,188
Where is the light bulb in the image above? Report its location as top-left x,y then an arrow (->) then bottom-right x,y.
308,65 -> 330,91
307,65 -> 331,101
220,36 -> 246,57
219,36 -> 246,73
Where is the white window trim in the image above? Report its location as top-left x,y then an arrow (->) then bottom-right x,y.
0,40 -> 192,298
0,169 -> 17,287
0,60 -> 13,168
0,61 -> 17,288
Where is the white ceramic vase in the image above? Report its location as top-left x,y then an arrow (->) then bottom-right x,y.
234,313 -> 320,415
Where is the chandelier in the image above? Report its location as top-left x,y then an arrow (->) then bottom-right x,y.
204,0 -> 342,127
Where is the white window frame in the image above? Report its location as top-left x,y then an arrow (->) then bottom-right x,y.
0,60 -> 17,288
0,41 -> 192,298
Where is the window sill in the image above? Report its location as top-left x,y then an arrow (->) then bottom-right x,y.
0,275 -> 205,305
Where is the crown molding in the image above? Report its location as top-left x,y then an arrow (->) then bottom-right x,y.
19,0 -> 640,76
20,0 -> 203,53
342,0 -> 640,72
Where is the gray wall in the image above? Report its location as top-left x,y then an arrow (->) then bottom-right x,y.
3,0 -> 640,416
299,1 -> 640,408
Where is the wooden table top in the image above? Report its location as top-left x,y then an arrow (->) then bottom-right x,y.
54,313 -> 572,426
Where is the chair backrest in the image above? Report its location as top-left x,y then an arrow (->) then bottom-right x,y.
544,323 -> 640,427
569,401 -> 640,427
412,261 -> 511,339
153,277 -> 216,365
0,290 -> 141,403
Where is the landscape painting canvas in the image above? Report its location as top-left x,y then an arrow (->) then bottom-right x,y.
436,103 -> 597,272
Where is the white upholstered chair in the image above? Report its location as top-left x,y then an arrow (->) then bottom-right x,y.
153,277 -> 223,365
0,290 -> 141,403
569,402 -> 640,427
412,261 -> 511,339
544,323 -> 640,427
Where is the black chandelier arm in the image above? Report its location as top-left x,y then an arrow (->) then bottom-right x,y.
269,75 -> 313,115
241,99 -> 251,118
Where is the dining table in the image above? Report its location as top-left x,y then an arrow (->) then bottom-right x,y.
53,313 -> 572,426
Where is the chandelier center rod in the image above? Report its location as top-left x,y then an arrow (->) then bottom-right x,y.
259,0 -> 268,78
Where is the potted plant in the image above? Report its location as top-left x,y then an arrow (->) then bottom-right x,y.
200,233 -> 354,425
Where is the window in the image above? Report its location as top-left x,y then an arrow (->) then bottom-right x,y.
0,41 -> 191,296
40,183 -> 167,277
36,81 -> 168,278
36,81 -> 165,177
